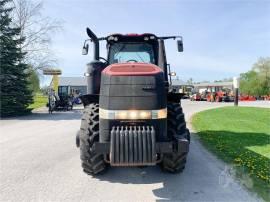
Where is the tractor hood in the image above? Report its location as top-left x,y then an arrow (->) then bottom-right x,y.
99,62 -> 167,143
102,63 -> 163,76
99,62 -> 166,110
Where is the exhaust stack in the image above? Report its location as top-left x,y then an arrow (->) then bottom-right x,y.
86,28 -> 99,60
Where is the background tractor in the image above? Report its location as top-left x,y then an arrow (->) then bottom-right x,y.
76,28 -> 190,175
190,93 -> 202,101
43,68 -> 73,113
47,86 -> 74,113
206,86 -> 234,102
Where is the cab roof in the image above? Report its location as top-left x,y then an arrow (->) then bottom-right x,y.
106,33 -> 158,43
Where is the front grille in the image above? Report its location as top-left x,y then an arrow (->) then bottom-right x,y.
110,126 -> 156,166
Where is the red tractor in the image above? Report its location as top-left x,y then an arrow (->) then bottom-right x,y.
76,28 -> 190,175
190,93 -> 201,101
206,87 -> 234,102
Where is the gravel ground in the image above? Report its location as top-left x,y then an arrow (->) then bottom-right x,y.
1,100 -> 268,202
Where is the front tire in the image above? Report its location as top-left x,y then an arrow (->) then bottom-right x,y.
160,102 -> 190,173
79,103 -> 107,175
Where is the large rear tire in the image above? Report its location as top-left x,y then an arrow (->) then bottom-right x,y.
79,103 -> 107,175
160,102 -> 190,173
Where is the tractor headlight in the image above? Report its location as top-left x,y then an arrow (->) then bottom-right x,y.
99,108 -> 167,119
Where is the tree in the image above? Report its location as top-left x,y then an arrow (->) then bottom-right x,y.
27,67 -> 40,93
40,85 -> 49,95
0,0 -> 33,117
11,0 -> 62,70
252,57 -> 270,96
187,77 -> 193,85
11,0 -> 61,70
214,78 -> 233,83
240,70 -> 259,96
240,57 -> 270,96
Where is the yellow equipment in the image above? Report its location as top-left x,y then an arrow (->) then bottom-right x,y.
43,68 -> 62,93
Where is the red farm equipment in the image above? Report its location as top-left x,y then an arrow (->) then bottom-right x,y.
190,93 -> 201,101
239,95 -> 256,101
206,86 -> 234,102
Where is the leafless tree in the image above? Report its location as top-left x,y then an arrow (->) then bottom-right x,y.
11,0 -> 62,70
187,77 -> 193,85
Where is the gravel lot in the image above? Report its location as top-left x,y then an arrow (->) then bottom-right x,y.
1,100 -> 268,202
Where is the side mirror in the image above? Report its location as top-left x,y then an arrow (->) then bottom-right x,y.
82,44 -> 89,55
170,72 -> 176,76
177,40 -> 183,52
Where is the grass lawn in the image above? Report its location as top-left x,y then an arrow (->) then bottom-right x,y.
28,94 -> 47,110
192,107 -> 270,201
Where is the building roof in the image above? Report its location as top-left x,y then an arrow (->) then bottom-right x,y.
171,79 -> 189,86
193,81 -> 233,88
58,77 -> 86,86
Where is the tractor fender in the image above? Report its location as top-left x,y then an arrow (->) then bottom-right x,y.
79,94 -> 99,107
167,92 -> 185,103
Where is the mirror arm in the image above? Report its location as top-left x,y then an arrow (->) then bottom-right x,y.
167,64 -> 172,86
159,36 -> 182,40
83,39 -> 90,47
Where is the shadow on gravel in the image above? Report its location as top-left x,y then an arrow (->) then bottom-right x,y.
92,137 -> 195,201
1,109 -> 82,121
91,130 -> 269,201
95,166 -> 189,201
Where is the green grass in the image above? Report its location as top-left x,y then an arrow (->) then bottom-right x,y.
28,94 -> 47,110
192,107 -> 270,201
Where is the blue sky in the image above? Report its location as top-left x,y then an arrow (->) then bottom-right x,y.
40,0 -> 270,85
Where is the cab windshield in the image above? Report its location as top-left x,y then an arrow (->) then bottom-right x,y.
108,43 -> 155,64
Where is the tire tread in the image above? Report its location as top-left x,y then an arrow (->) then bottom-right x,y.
79,103 -> 107,175
160,102 -> 190,173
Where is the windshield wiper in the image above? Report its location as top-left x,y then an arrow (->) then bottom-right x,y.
135,53 -> 145,63
114,44 -> 127,59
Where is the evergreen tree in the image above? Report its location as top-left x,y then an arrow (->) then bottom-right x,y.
0,0 -> 33,117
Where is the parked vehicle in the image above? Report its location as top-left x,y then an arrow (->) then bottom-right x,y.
239,95 -> 256,101
190,93 -> 201,101
47,86 -> 73,113
206,87 -> 234,102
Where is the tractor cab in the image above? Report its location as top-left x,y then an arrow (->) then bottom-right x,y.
106,34 -> 158,65
58,86 -> 73,104
82,29 -> 183,89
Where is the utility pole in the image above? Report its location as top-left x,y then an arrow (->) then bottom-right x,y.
233,77 -> 239,106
